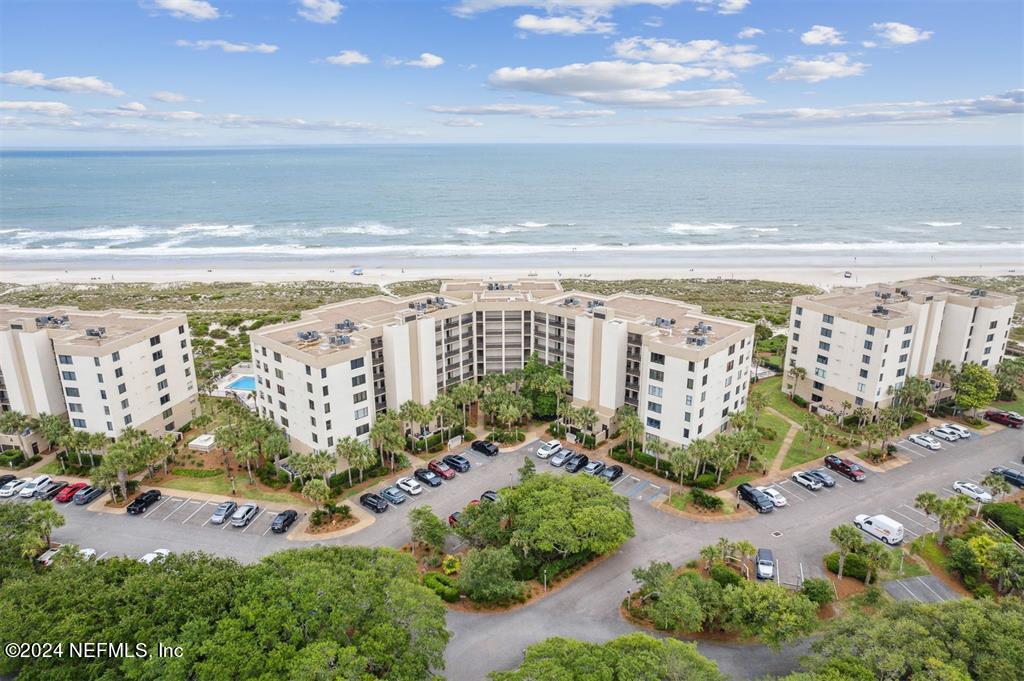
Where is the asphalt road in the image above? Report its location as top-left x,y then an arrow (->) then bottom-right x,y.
7,427 -> 1022,680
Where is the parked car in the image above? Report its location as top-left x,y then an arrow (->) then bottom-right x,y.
940,423 -> 971,439
599,464 -> 624,482
230,503 -> 261,526
471,440 -> 499,456
737,483 -> 774,513
854,513 -> 904,545
481,490 -> 499,502
952,481 -> 993,504
126,489 -> 162,515
428,459 -> 456,480
271,509 -> 299,533
990,466 -> 1024,488
36,480 -> 69,500
582,460 -> 606,476
549,448 -> 573,467
823,455 -> 866,482
138,549 -> 170,565
0,478 -> 30,498
756,486 -> 788,507
209,501 -> 237,525
73,485 -> 104,505
55,482 -> 87,503
0,474 -> 15,488
396,476 -> 423,495
447,511 -> 461,527
791,471 -> 823,491
909,433 -> 942,450
755,548 -> 775,580
19,475 -> 52,499
78,548 -> 97,561
985,410 -> 1024,428
380,486 -> 407,505
564,453 -> 590,473
442,454 -> 471,473
536,440 -> 562,459
36,547 -> 62,567
359,493 -> 388,514
414,468 -> 443,487
929,426 -> 960,442
807,468 -> 836,488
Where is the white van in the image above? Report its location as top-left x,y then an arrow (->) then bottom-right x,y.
853,513 -> 905,545
19,475 -> 52,498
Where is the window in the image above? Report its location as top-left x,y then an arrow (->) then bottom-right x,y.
99,390 -> 107,400
795,306 -> 803,315
648,385 -> 663,398
59,355 -> 72,365
322,386 -> 329,397
275,368 -> 284,380
701,375 -> 708,386
898,354 -> 908,363
278,400 -> 287,411
308,399 -> 315,410
816,354 -> 828,365
356,424 -> 369,436
93,357 -> 100,367
152,350 -> 163,361
896,368 -> 907,377
124,415 -> 133,425
180,339 -> 187,349
157,379 -> 168,390
866,326 -> 875,336
61,371 -> 76,381
65,387 -> 80,397
863,340 -> 873,350
901,339 -> 911,349
281,417 -> 290,428
722,407 -> 729,417
820,327 -> 832,338
310,416 -> 317,427
703,358 -> 709,369
305,365 -> 312,376
823,314 -> 834,324
324,403 -> 331,414
326,420 -> 332,431
121,398 -> 129,409
793,333 -> 800,342
684,411 -> 691,422
155,365 -> 166,376
687,361 -> 695,372
650,352 -> 665,365
984,346 -> 992,355
115,367 -> 123,378
819,341 -> 830,351
69,403 -> 83,413
726,360 -> 734,371
72,418 -> 86,428
352,374 -> 366,387
903,325 -> 913,334
162,408 -> 173,418
793,319 -> 802,329
685,395 -> 693,406
118,383 -> 126,394
106,422 -> 113,431
306,382 -> 313,394
149,334 -> 160,346
311,433 -> 319,444
160,394 -> 170,405
321,368 -> 327,379
646,417 -> 661,429
648,402 -> 662,414
858,368 -> 868,379
814,368 -> 826,379
96,374 -> 103,383
855,397 -> 864,406
986,333 -> 994,342
862,354 -> 871,364
185,367 -> 191,377
112,351 -> 120,362
354,391 -> 367,403
273,351 -> 281,362
683,428 -> 690,438
649,369 -> 664,381
857,382 -> 866,393
686,378 -> 694,389
728,344 -> 736,356
354,407 -> 369,420
182,353 -> 189,364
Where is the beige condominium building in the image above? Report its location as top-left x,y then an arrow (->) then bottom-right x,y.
783,280 -> 1015,414
249,280 -> 755,454
0,307 -> 200,454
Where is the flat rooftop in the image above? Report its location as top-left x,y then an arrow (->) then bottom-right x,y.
0,306 -> 182,347
801,279 -> 1015,321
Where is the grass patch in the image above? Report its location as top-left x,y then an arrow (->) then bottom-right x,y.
387,279 -> 443,296
722,472 -> 758,489
752,376 -> 811,424
36,460 -> 69,476
992,396 -> 1024,417
914,535 -> 949,572
783,430 -> 839,470
160,472 -> 306,506
757,411 -> 790,463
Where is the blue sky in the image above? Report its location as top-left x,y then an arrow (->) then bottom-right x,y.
1,0 -> 1021,146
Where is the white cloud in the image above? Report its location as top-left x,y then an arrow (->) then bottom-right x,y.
175,39 -> 278,54
297,0 -> 344,23
439,117 -> 484,127
695,89 -> 1024,128
0,69 -> 124,97
151,0 -> 219,21
871,22 -> 933,45
801,25 -> 845,46
320,50 -> 370,65
151,90 -> 189,102
0,100 -> 74,116
861,40 -> 877,48
737,27 -> 763,39
514,13 -> 615,35
452,1 -> 682,18
489,60 -> 760,107
407,53 -> 445,68
768,53 -> 866,83
643,16 -> 663,27
428,103 -> 615,118
612,37 -> 770,70
713,0 -> 748,14
88,102 -> 205,121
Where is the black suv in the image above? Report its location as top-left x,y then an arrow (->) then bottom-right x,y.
127,489 -> 162,515
564,453 -> 590,473
442,454 -> 471,473
737,483 -> 774,514
360,493 -> 389,513
471,440 -> 499,456
414,468 -> 443,487
271,510 -> 298,533
991,466 -> 1024,488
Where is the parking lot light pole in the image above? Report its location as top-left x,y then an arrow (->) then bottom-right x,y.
543,568 -> 547,592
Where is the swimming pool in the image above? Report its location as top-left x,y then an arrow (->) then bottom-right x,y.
228,376 -> 256,391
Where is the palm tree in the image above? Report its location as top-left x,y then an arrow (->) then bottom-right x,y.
544,372 -> 572,422
618,406 -> 645,461
449,381 -> 480,428
577,406 -> 598,435
86,432 -> 108,467
747,391 -> 766,428
35,412 -> 70,452
686,439 -> 714,478
27,500 -> 65,554
830,524 -> 864,580
557,402 -> 577,433
369,411 -> 403,472
987,543 -> 1023,594
787,366 -> 807,398
982,473 -> 1012,501
914,491 -> 941,518
935,495 -> 971,544
497,401 -> 523,433
839,400 -> 853,426
301,478 -> 332,511
668,446 -> 694,488
0,410 -> 36,458
709,437 -> 736,484
932,358 -> 956,387
699,544 -> 718,570
91,464 -> 118,503
399,400 -> 430,453
645,438 -> 668,473
235,440 -> 260,484
861,542 -> 892,585
431,394 -> 459,442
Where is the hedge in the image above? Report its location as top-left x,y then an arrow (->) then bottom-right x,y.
801,578 -> 834,605
0,451 -> 26,468
608,446 -> 674,481
792,394 -> 809,408
709,564 -> 742,588
824,551 -> 868,582
407,425 -> 467,453
172,468 -> 223,478
981,503 -> 1024,540
689,488 -> 723,510
423,572 -> 460,602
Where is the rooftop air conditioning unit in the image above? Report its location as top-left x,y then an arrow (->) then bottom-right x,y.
85,327 -> 107,338
297,330 -> 320,342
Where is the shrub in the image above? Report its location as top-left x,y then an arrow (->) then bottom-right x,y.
458,546 -> 525,605
981,503 -> 1024,539
969,580 -> 996,600
423,572 -> 460,603
825,551 -> 868,582
172,468 -> 222,478
709,564 -> 742,588
801,578 -> 834,605
908,412 -> 927,426
442,554 -> 460,576
689,488 -> 724,511
685,559 -> 699,569
860,585 -> 884,605
692,474 -> 717,490
946,538 -> 982,578
608,448 -> 674,480
885,444 -> 898,455
0,451 -> 26,468
792,394 -> 809,408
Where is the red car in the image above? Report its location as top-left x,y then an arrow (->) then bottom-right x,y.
428,459 -> 456,480
985,410 -> 1023,428
55,482 -> 87,503
448,512 -> 461,527
823,455 -> 866,482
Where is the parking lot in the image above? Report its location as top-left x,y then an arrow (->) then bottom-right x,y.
884,574 -> 962,603
129,494 -> 302,537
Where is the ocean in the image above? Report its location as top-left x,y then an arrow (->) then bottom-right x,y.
1,145 -> 1021,270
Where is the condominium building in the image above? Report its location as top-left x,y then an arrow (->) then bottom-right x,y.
783,280 -> 1015,413
0,306 -> 200,454
248,280 -> 755,453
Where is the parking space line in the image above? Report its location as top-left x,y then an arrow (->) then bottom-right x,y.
899,504 -> 933,520
241,509 -> 265,533
610,476 -> 632,491
896,580 -> 923,603
97,551 -> 108,560
902,526 -> 921,538
147,497 -> 175,514
182,501 -> 207,524
889,509 -> 932,531
774,481 -> 807,502
161,498 -> 191,521
262,514 -> 279,536
916,576 -> 946,602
